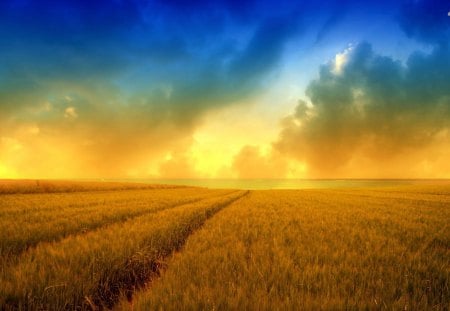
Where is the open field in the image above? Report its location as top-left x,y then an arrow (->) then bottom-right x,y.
0,181 -> 449,310
0,185 -> 233,258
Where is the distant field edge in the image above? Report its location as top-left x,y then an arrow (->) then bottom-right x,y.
82,178 -> 450,190
0,179 -> 192,195
2,179 -> 450,192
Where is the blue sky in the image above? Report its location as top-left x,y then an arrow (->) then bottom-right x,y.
0,0 -> 449,178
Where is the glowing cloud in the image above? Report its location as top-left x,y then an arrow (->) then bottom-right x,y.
332,46 -> 353,75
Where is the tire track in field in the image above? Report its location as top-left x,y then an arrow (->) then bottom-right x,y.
2,191 -> 239,259
92,190 -> 250,310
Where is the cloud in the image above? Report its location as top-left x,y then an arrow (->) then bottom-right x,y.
314,2 -> 350,44
332,45 -> 353,75
276,42 -> 450,177
0,1 -> 306,122
0,1 -> 310,177
3,1 -> 447,178
228,14 -> 301,85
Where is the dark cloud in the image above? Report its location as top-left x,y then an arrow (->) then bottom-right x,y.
314,2 -> 351,44
1,1 -> 374,133
229,14 -> 301,86
276,42 -> 450,176
0,0 -> 303,121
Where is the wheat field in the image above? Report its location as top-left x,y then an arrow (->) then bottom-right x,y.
0,180 -> 449,310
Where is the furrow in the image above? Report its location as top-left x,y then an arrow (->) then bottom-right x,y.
0,190 -> 237,259
93,190 -> 249,309
0,191 -> 247,310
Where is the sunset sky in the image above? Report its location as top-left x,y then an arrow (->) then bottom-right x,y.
1,0 -> 449,179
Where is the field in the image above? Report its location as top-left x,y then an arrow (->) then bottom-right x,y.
0,180 -> 449,310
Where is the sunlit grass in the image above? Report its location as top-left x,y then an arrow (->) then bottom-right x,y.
0,187 -> 231,257
0,181 -> 449,310
126,188 -> 450,310
0,187 -> 246,309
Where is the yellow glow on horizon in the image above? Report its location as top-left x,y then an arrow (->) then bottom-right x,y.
1,93 -> 450,180
0,164 -> 18,178
185,98 -> 282,178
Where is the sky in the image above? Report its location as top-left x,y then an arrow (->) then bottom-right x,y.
0,0 -> 449,179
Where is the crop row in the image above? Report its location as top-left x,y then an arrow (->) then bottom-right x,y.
0,188 -> 231,257
126,189 -> 449,310
0,190 -> 247,310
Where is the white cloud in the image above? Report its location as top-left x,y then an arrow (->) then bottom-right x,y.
332,45 -> 353,75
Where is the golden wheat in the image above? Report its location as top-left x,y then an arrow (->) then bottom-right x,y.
0,187 -> 231,258
127,188 -> 450,310
0,181 -> 449,310
0,190 -> 246,309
